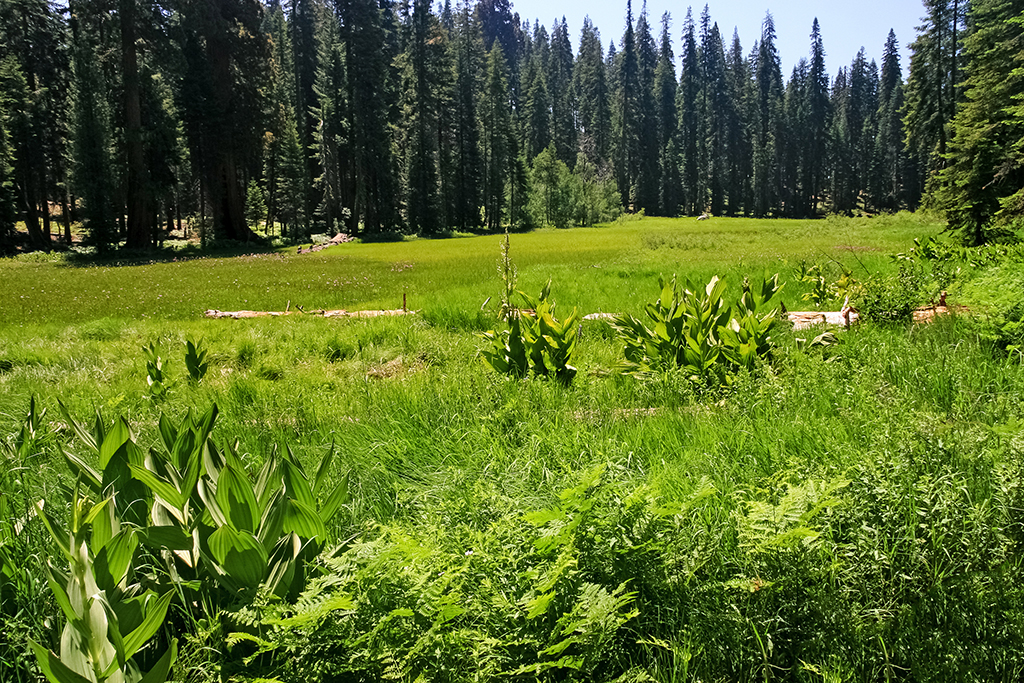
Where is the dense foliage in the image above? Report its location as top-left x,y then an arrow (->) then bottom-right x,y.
2,0 -> 1018,251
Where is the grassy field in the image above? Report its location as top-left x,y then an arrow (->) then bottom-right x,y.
7,212 -> 1024,682
0,213 -> 939,326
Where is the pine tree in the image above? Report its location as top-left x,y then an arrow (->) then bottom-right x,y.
68,0 -> 118,249
723,29 -> 750,215
904,0 -> 967,201
482,44 -> 512,230
632,3 -> 658,213
0,57 -> 19,252
613,0 -> 640,210
337,0 -> 402,233
572,18 -> 610,164
751,12 -> 784,217
874,29 -> 908,211
401,0 -> 443,234
451,1 -> 484,231
805,18 -> 829,216
783,60 -> 808,217
700,12 -> 728,215
311,5 -> 346,235
677,9 -> 699,214
653,12 -> 679,216
549,18 -> 575,166
520,47 -> 550,159
937,0 -> 1024,243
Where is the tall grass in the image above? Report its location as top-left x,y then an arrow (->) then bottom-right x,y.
9,213 -> 1024,681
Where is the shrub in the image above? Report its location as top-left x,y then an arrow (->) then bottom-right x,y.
612,273 -> 783,386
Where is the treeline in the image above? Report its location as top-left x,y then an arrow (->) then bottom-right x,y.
0,0 -> 1015,252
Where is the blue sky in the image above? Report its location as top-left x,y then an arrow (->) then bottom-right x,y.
508,0 -> 924,79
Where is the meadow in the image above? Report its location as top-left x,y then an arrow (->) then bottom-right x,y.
4,212 -> 1024,682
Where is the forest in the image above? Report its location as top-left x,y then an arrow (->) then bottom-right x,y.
0,0 -> 1020,252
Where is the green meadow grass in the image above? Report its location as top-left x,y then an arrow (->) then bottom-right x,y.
9,212 -> 1024,681
0,212 -> 940,326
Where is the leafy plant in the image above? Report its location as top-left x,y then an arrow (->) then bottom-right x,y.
612,274 -> 782,385
184,339 -> 209,383
142,343 -> 170,401
480,281 -> 580,384
30,491 -> 177,683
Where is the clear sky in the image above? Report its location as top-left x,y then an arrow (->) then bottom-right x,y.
508,0 -> 924,80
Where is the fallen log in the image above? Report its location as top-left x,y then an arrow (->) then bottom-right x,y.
205,308 -> 416,320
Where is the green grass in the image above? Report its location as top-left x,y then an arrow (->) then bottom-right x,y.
0,212 -> 941,326
9,212 -> 1024,682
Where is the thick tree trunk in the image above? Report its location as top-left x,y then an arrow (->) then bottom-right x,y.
122,0 -> 150,249
202,5 -> 257,243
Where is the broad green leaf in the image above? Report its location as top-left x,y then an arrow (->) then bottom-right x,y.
215,463 -> 260,533
123,591 -> 174,660
208,525 -> 268,589
280,452 -> 315,508
318,472 -> 349,524
312,444 -> 334,498
138,639 -> 177,683
29,641 -> 92,683
138,525 -> 193,551
98,418 -> 131,470
282,498 -> 325,540
94,528 -> 138,592
58,400 -> 99,454
45,564 -> 78,624
197,479 -> 227,528
129,464 -> 186,512
35,500 -> 71,559
157,413 -> 177,454
61,450 -> 102,493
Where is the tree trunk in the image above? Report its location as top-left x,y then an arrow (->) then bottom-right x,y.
122,0 -> 151,249
202,5 -> 257,243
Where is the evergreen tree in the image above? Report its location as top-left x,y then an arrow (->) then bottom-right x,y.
481,44 -> 512,230
572,18 -> 610,164
804,18 -> 829,216
904,0 -> 967,201
401,0 -> 443,234
699,11 -> 728,215
677,9 -> 700,214
337,0 -> 402,233
632,3 -> 658,213
69,0 -> 118,249
723,29 -> 750,215
783,59 -> 808,217
653,12 -> 679,216
311,5 -> 346,235
451,1 -> 484,231
549,19 -> 575,166
937,0 -> 1024,243
520,47 -> 550,159
874,29 -> 909,211
751,12 -> 784,217
0,57 -> 20,252
613,0 -> 640,210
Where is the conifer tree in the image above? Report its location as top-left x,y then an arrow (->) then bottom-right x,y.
69,0 -> 118,249
904,0 -> 967,199
482,44 -> 512,230
653,12 -> 679,216
751,12 -> 784,217
937,0 -> 1024,243
572,18 -> 610,164
549,19 -> 575,166
804,18 -> 829,216
723,29 -> 750,215
677,9 -> 700,214
874,29 -> 908,211
632,3 -> 658,213
451,1 -> 484,231
699,11 -> 728,215
613,0 -> 640,210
